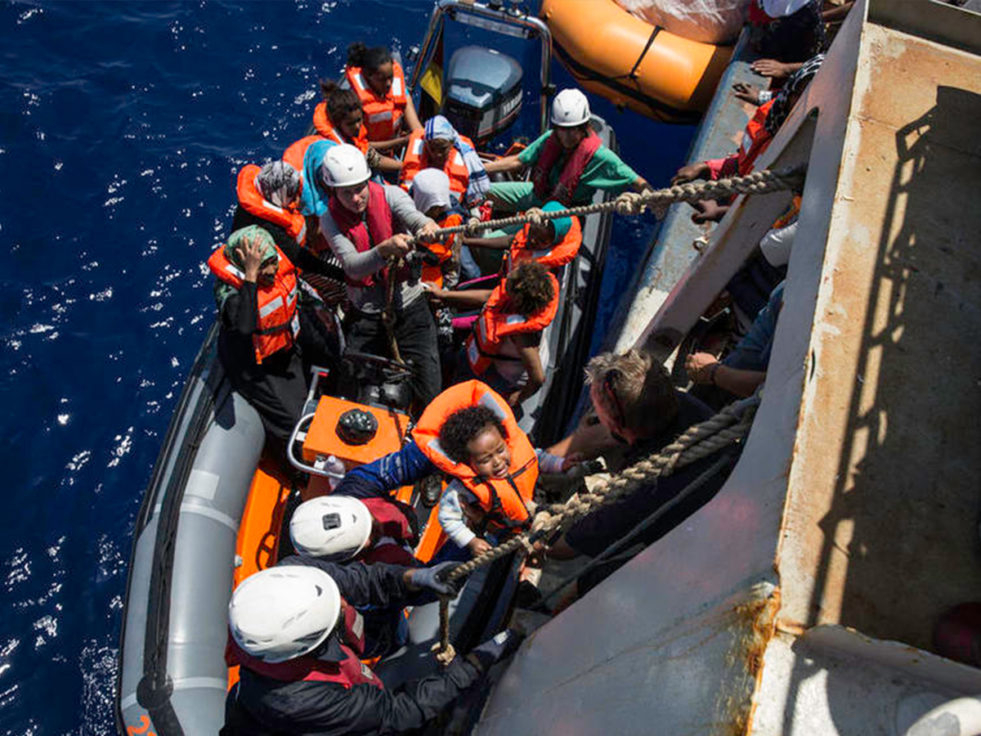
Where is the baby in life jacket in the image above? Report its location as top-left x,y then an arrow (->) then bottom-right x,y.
332,381 -> 576,559
414,381 -> 575,558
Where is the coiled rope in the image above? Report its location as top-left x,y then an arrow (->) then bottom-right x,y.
432,396 -> 760,665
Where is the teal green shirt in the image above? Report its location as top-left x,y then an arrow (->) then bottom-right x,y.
518,131 -> 640,202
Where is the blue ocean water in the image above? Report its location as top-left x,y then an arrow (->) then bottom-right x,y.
0,2 -> 692,733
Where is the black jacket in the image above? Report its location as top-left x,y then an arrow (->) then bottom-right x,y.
222,558 -> 484,735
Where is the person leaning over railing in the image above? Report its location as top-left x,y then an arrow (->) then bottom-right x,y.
545,350 -> 743,598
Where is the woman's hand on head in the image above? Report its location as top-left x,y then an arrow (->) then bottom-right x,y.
239,238 -> 265,282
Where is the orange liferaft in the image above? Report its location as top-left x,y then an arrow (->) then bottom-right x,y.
542,0 -> 733,123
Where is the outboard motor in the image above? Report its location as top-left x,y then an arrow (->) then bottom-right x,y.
442,46 -> 522,144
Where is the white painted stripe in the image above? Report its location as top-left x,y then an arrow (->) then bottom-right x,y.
185,468 -> 220,501
179,501 -> 238,532
259,296 -> 284,318
120,692 -> 138,710
171,676 -> 229,693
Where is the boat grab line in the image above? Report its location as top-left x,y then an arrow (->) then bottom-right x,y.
179,501 -> 238,532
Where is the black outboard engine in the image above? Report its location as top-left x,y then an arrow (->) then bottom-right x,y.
442,46 -> 522,144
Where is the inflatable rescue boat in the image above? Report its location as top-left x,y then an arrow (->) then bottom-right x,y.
542,0 -> 734,123
115,2 -> 616,733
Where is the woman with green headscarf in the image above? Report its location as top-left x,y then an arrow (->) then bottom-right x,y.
207,226 -> 323,453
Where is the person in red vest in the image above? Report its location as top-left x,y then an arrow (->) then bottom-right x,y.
318,144 -> 443,411
222,558 -> 522,734
209,226 -> 333,455
462,200 -> 582,275
330,380 -> 574,559
312,81 -> 401,175
671,54 -> 824,223
344,42 -> 422,152
483,88 -> 649,213
400,115 -> 490,208
426,261 -> 559,408
289,494 -> 419,567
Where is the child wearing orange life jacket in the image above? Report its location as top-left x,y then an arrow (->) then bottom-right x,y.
426,261 -> 558,408
343,42 -> 422,152
312,81 -> 401,176
461,200 -> 582,275
331,381 -> 575,558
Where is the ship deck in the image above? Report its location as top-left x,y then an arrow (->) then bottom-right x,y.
478,1 -> 981,734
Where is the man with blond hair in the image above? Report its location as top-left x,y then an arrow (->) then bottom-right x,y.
546,349 -> 742,595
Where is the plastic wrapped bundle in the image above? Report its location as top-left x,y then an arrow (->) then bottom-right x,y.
614,0 -> 749,44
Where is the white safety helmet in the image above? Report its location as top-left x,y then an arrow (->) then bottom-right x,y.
320,143 -> 371,188
290,496 -> 373,561
550,88 -> 591,127
228,565 -> 341,663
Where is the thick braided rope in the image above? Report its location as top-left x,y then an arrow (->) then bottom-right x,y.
433,398 -> 759,663
408,167 -> 803,244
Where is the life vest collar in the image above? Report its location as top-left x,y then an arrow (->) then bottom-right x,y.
236,164 -> 307,245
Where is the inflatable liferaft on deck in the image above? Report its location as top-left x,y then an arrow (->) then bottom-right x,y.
541,0 -> 734,123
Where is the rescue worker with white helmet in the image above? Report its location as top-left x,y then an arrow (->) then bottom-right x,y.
318,144 -> 443,412
289,494 -> 418,567
289,494 -> 420,659
483,87 -> 650,213
222,557 -> 522,734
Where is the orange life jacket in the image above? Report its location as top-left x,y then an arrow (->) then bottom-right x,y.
345,61 -> 408,142
738,100 -> 775,176
208,244 -> 300,364
282,135 -> 320,196
225,601 -> 381,689
413,381 -> 538,530
399,129 -> 472,200
465,273 -> 559,377
236,164 -> 307,245
420,212 -> 462,287
506,214 -> 582,273
312,102 -> 370,154
771,194 -> 802,230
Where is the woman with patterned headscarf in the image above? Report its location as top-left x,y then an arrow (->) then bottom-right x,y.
206,226 -> 324,454
400,115 -> 490,207
231,160 -> 345,285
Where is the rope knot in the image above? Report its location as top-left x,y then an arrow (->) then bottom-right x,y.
465,216 -> 483,236
614,191 -> 644,216
525,207 -> 546,228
